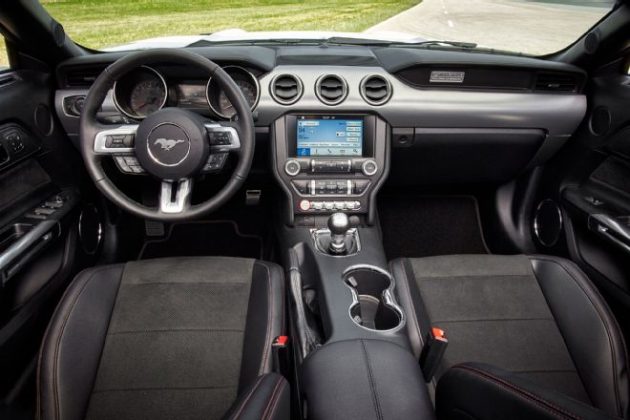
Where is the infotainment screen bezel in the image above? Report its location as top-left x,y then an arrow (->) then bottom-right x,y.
286,114 -> 375,158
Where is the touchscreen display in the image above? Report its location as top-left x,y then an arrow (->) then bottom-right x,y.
296,116 -> 363,157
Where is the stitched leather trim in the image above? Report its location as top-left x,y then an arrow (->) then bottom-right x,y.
230,375 -> 265,419
531,255 -> 628,417
393,259 -> 425,353
40,266 -> 113,420
257,262 -> 273,376
262,377 -> 285,420
360,339 -> 383,420
453,365 -> 583,420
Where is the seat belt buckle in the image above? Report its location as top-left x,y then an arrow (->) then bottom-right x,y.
272,336 -> 289,373
419,327 -> 448,382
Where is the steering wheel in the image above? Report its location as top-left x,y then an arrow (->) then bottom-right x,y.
80,49 -> 255,221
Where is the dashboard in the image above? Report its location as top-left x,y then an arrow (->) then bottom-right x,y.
53,44 -> 588,197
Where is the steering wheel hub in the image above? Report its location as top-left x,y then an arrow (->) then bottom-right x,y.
134,108 -> 209,180
147,123 -> 190,166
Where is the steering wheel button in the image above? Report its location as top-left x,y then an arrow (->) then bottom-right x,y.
123,135 -> 135,147
210,132 -> 231,145
115,156 -> 131,172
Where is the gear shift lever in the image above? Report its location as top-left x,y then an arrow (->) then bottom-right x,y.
328,212 -> 350,254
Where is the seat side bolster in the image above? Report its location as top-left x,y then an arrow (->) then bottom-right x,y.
390,258 -> 431,359
530,255 -> 629,419
436,363 -> 613,420
37,265 -> 124,420
224,373 -> 290,420
238,261 -> 285,392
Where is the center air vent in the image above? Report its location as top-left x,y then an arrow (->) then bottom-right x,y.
270,74 -> 303,105
315,74 -> 348,105
534,73 -> 579,93
360,75 -> 392,106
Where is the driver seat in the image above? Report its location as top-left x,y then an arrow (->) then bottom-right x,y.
37,257 -> 289,420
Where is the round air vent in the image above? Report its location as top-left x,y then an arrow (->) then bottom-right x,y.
270,74 -> 303,105
315,74 -> 348,105
360,75 -> 392,106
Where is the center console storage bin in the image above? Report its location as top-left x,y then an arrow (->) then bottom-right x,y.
301,339 -> 435,420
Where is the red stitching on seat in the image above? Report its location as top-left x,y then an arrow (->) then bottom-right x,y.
454,365 -> 583,420
262,377 -> 284,420
230,375 -> 265,419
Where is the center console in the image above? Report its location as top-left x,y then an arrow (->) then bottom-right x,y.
272,113 -> 434,419
271,113 -> 389,225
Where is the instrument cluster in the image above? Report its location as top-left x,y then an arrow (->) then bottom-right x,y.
112,65 -> 260,120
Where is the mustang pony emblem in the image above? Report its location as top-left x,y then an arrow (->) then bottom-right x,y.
154,138 -> 185,151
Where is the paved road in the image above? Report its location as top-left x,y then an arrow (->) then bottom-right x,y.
366,0 -> 613,55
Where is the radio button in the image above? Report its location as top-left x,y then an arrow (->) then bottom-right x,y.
285,159 -> 301,176
362,160 -> 378,176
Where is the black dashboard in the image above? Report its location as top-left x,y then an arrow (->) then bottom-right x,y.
53,44 -> 588,202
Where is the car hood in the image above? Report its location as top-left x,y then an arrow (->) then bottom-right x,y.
102,29 -> 427,51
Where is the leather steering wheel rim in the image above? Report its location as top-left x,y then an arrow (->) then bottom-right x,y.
80,48 -> 255,221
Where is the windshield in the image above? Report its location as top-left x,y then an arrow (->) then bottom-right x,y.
40,0 -> 614,56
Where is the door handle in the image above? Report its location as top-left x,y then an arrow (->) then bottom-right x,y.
588,214 -> 630,254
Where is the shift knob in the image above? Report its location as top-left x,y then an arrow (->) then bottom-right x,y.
328,213 -> 350,254
328,212 -> 350,236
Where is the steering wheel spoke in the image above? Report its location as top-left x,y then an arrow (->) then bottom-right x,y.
94,125 -> 138,154
205,123 -> 241,153
160,178 -> 192,214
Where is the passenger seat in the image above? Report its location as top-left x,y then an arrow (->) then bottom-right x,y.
391,254 -> 629,419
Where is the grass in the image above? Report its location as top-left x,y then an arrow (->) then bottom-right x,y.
0,0 -> 419,67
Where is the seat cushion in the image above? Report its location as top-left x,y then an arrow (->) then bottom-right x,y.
37,257 -> 285,420
391,254 -> 629,418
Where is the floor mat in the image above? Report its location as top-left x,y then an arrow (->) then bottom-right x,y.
378,195 -> 488,260
139,221 -> 264,260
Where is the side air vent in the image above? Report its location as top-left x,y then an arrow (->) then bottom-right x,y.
534,73 -> 579,93
270,74 -> 303,105
360,75 -> 392,106
315,74 -> 348,105
64,67 -> 103,87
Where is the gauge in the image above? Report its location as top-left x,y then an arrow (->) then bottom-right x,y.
113,66 -> 167,119
206,66 -> 260,119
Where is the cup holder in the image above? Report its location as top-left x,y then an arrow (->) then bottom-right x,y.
343,265 -> 405,332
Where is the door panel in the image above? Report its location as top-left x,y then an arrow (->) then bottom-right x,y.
542,59 -> 630,310
0,68 -> 91,403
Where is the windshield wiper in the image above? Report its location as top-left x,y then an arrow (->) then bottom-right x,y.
411,40 -> 477,49
189,36 -> 523,56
